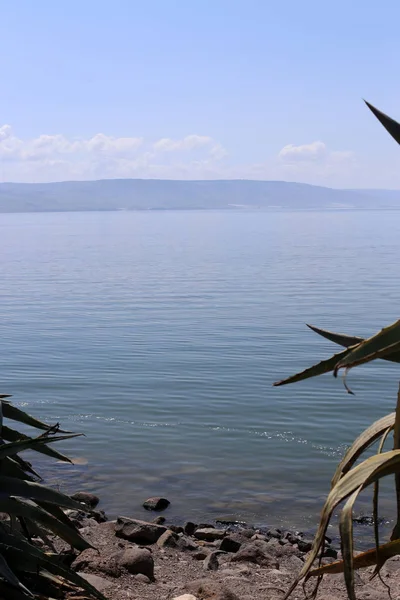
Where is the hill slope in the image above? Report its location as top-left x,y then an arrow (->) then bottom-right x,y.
0,179 -> 398,212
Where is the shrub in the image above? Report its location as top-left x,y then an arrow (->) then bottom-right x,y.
0,393 -> 107,599
275,103 -> 400,600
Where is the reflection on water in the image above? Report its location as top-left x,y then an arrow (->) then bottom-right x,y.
1,208 -> 399,549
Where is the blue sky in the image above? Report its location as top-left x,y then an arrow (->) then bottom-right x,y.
1,0 -> 400,187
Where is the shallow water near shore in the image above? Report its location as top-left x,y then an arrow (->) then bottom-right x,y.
1,208 -> 399,546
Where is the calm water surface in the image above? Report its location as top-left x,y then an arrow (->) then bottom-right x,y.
1,209 -> 399,541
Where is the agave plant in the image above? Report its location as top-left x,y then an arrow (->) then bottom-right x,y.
0,393 -> 107,600
273,101 -> 400,600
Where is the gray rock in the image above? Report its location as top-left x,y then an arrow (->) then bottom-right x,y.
152,515 -> 166,524
115,516 -> 166,544
220,536 -> 242,553
231,541 -> 279,568
177,536 -> 199,552
184,521 -> 197,536
143,497 -> 170,511
194,528 -> 226,542
251,533 -> 267,542
134,573 -> 152,584
268,528 -> 282,539
186,578 -> 240,600
157,529 -> 178,548
71,491 -> 100,508
169,524 -> 184,534
216,516 -> 247,526
77,572 -> 113,593
321,546 -> 338,559
297,538 -> 313,552
116,546 -> 154,580
241,528 -> 256,539
203,551 -> 219,571
72,549 -> 121,577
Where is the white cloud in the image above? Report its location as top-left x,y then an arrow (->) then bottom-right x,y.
0,126 -> 227,182
0,127 -> 368,186
278,141 -> 327,163
153,135 -> 213,152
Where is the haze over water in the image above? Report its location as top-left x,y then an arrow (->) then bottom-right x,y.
1,208 -> 399,537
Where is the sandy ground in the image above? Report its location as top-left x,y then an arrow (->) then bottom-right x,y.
65,517 -> 400,600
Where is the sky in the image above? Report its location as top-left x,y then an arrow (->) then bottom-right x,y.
1,0 -> 400,188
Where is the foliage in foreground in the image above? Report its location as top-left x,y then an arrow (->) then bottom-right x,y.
274,102 -> 400,600
0,394 -> 107,600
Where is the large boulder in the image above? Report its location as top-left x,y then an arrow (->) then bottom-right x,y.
231,541 -> 279,568
72,549 -> 121,577
116,546 -> 154,580
115,516 -> 166,544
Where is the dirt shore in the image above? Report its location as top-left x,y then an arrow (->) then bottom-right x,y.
61,495 -> 400,600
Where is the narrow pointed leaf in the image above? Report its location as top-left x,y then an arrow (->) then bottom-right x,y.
0,456 -> 36,482
12,455 -> 41,480
0,540 -> 107,600
0,433 -> 81,460
365,100 -> 400,145
1,403 -> 70,433
0,498 -> 91,551
284,449 -> 400,598
0,553 -> 33,597
331,412 -> 395,487
308,324 -> 400,363
307,324 -> 364,348
2,426 -> 73,464
0,476 -> 91,511
334,319 -> 400,374
308,539 -> 400,577
274,346 -> 354,387
392,384 -> 400,541
339,488 -> 361,600
37,501 -> 82,532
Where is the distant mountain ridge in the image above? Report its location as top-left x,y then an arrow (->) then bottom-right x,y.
0,179 -> 399,213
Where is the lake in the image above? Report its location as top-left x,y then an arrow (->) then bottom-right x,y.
1,208 -> 399,541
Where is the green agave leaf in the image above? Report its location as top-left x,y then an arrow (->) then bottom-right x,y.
1,403 -> 70,433
273,346 -> 354,387
2,426 -> 73,464
339,488 -> 362,600
334,319 -> 400,375
37,501 -> 81,532
306,324 -> 363,348
331,412 -> 395,487
284,449 -> 400,599
365,100 -> 400,145
308,538 -> 400,577
0,542 -> 107,600
0,456 -> 36,482
12,455 -> 41,480
0,552 -> 33,597
0,476 -> 90,511
307,324 -> 400,363
0,433 -> 81,461
0,498 -> 91,551
0,580 -> 33,600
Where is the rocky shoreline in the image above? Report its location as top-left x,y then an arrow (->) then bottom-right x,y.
60,492 -> 400,600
